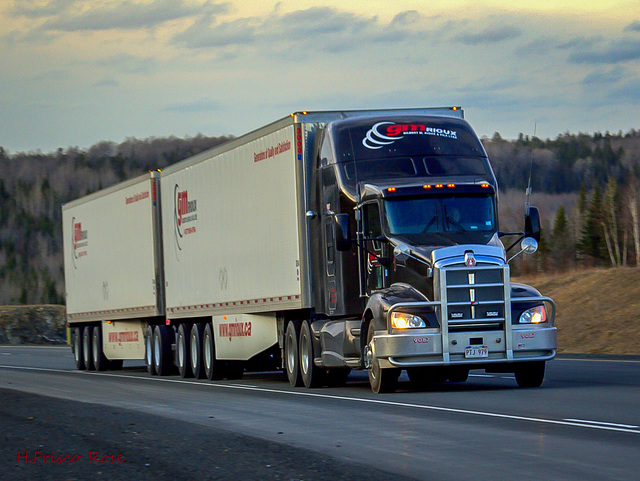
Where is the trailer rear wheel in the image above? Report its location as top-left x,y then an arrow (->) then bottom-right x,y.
153,325 -> 173,376
91,326 -> 110,371
190,323 -> 206,379
82,326 -> 95,371
284,320 -> 303,387
176,324 -> 193,378
203,323 -> 224,380
366,322 -> 399,394
515,361 -> 545,388
299,320 -> 325,388
145,325 -> 156,375
73,327 -> 85,370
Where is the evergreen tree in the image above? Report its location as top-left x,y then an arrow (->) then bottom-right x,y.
550,206 -> 573,270
580,186 -> 607,264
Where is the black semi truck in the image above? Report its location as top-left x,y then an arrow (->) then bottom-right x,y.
64,107 -> 556,393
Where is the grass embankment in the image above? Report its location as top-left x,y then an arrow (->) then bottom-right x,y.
514,268 -> 640,355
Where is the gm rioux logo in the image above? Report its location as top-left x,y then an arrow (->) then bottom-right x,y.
71,216 -> 88,269
174,184 -> 198,251
362,122 -> 458,149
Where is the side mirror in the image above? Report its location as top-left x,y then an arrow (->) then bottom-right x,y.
393,243 -> 411,263
521,237 -> 538,255
507,237 -> 539,262
524,206 -> 541,242
335,214 -> 351,251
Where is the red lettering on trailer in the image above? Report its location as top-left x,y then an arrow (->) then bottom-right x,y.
219,322 -> 252,341
108,331 -> 140,343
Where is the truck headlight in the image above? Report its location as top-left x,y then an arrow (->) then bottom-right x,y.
519,305 -> 547,324
391,312 -> 426,329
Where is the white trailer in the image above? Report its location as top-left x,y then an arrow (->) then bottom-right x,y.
160,123 -> 302,362
62,172 -> 164,369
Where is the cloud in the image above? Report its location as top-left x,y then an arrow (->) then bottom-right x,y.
92,79 -> 120,88
171,16 -> 257,48
172,6 -> 386,52
96,54 -> 157,74
11,0 -> 79,19
624,20 -> 640,33
40,0 -> 228,32
455,25 -> 522,45
569,38 -> 640,64
164,98 -> 222,113
582,67 -> 626,85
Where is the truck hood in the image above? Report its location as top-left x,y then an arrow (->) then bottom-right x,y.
390,233 -> 505,266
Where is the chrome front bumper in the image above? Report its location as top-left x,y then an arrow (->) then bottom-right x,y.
372,326 -> 557,368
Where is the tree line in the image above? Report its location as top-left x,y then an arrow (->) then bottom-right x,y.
0,128 -> 639,304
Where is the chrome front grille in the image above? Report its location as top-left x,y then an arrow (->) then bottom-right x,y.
441,264 -> 506,332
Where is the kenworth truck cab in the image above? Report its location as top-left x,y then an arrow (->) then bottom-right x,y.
302,113 -> 556,393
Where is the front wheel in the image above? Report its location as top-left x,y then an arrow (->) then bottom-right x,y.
366,322 -> 399,394
515,361 -> 546,388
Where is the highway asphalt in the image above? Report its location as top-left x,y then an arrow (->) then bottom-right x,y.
1,345 -> 639,480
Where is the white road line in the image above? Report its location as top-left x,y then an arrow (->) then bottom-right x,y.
2,364 -> 639,435
564,419 -> 639,429
0,345 -> 69,349
557,358 -> 640,364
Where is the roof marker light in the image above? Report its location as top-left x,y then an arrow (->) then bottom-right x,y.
447,183 -> 455,188
435,184 -> 444,189
423,184 -> 432,189
481,183 -> 489,188
388,187 -> 397,192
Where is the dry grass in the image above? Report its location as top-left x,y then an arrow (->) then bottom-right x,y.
514,268 -> 640,355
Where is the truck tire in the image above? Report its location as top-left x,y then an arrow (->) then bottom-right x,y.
91,325 -> 110,371
190,323 -> 206,379
82,326 -> 95,371
153,325 -> 173,376
515,361 -> 545,388
284,320 -> 303,387
176,324 -> 193,378
299,320 -> 325,388
73,327 -> 85,370
203,323 -> 225,380
145,325 -> 156,375
366,322 -> 399,394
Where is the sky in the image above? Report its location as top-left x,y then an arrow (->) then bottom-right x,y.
1,0 -> 639,153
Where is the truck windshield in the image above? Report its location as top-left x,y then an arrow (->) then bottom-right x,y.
384,195 -> 496,244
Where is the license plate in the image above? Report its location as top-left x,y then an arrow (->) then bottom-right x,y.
465,346 -> 488,358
